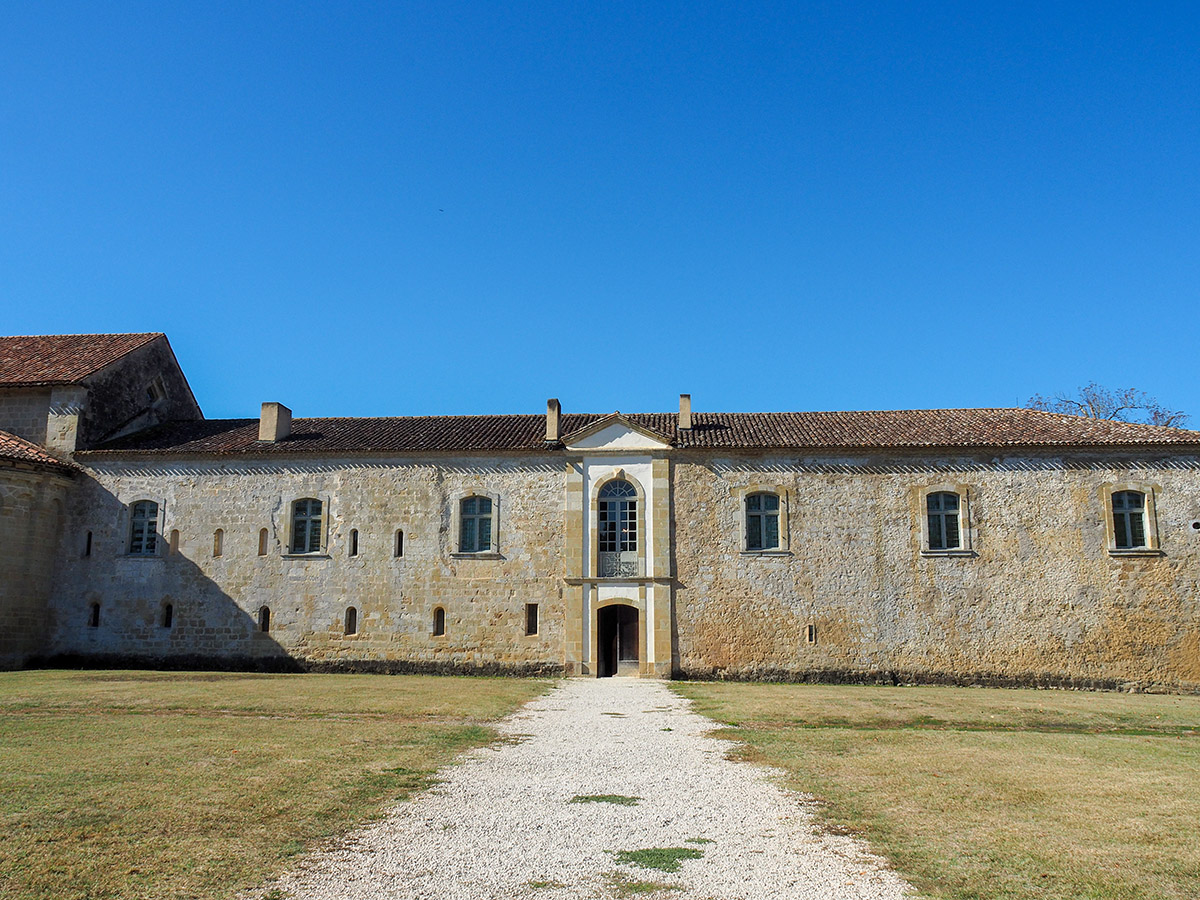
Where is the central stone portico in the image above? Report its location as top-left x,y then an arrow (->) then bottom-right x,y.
560,411 -> 674,677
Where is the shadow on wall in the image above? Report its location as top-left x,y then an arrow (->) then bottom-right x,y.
36,479 -> 296,673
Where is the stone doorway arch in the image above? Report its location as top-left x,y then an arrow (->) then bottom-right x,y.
597,603 -> 639,677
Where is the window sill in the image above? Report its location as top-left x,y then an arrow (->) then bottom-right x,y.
282,553 -> 330,560
451,552 -> 503,559
1108,548 -> 1164,558
920,549 -> 977,558
739,550 -> 791,557
123,554 -> 162,560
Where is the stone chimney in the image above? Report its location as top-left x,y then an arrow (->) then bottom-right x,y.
545,398 -> 561,442
259,402 -> 292,442
678,393 -> 692,431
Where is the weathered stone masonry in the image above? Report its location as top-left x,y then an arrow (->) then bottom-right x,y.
49,455 -> 567,673
672,452 -> 1200,687
4,332 -> 1200,689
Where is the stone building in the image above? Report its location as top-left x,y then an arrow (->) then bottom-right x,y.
4,332 -> 1200,689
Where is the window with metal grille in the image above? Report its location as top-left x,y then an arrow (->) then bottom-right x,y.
459,497 -> 492,552
129,501 -> 159,556
745,493 -> 780,550
291,499 -> 323,553
525,603 -> 538,636
1112,491 -> 1147,549
926,492 -> 961,550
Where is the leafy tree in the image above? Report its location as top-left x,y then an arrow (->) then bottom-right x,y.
1026,382 -> 1188,428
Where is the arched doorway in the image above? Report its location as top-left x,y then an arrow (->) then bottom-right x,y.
598,604 -> 639,677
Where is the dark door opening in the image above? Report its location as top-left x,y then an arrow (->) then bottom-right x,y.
598,605 -> 639,677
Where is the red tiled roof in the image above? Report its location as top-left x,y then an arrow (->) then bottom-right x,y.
0,333 -> 162,386
77,408 -> 1200,457
0,430 -> 76,473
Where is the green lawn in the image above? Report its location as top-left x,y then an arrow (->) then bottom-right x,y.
0,670 -> 550,900
672,682 -> 1200,900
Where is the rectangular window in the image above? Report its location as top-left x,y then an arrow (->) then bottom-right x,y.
926,492 -> 961,551
129,501 -> 159,556
291,499 -> 323,553
745,492 -> 780,551
525,603 -> 538,636
460,497 -> 493,553
1112,491 -> 1147,549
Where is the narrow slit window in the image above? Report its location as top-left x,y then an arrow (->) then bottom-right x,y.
88,603 -> 100,628
169,529 -> 180,555
162,603 -> 173,629
258,606 -> 271,633
213,529 -> 224,557
84,531 -> 92,557
394,529 -> 404,558
345,606 -> 357,635
806,623 -> 817,644
525,603 -> 538,636
349,529 -> 359,557
432,606 -> 445,636
258,528 -> 269,556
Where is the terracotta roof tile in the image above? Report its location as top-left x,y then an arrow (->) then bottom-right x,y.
0,430 -> 76,473
0,333 -> 163,386
78,407 -> 1200,457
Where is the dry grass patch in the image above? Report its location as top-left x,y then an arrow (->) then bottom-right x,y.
0,669 -> 550,900
673,682 -> 1200,900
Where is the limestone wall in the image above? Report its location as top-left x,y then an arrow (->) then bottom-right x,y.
0,465 -> 72,667
47,454 -> 566,672
671,451 -> 1200,690
0,389 -> 51,444
78,337 -> 203,446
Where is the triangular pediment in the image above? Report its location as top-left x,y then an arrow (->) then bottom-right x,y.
563,413 -> 672,451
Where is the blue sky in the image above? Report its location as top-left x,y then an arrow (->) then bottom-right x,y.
3,3 -> 1197,420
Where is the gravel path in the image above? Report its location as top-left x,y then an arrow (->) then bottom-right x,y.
269,678 -> 912,900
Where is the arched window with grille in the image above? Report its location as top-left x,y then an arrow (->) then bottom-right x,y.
598,479 -> 638,577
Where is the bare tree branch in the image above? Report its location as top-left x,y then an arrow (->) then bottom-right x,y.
1026,382 -> 1188,428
